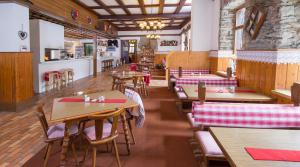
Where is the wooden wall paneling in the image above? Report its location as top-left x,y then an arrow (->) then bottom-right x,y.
0,53 -> 14,104
285,64 -> 299,89
0,52 -> 33,111
259,62 -> 267,94
30,0 -> 99,29
188,51 -> 210,70
264,63 -> 275,95
14,53 -> 33,102
253,61 -> 260,90
166,51 -> 210,79
274,64 -> 288,89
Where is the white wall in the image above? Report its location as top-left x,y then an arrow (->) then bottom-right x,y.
118,30 -> 181,53
30,19 -> 66,93
39,20 -> 64,62
191,0 -> 220,51
0,3 -> 30,52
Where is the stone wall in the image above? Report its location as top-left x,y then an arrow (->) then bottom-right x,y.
243,0 -> 300,49
219,0 -> 245,50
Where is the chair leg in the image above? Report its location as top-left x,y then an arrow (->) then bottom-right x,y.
113,139 -> 121,167
71,143 -> 78,166
44,143 -> 53,167
81,145 -> 89,164
92,147 -> 97,167
44,144 -> 49,159
127,119 -> 136,145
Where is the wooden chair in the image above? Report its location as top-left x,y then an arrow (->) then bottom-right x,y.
36,105 -> 78,167
81,108 -> 124,167
112,76 -> 125,92
124,76 -> 147,96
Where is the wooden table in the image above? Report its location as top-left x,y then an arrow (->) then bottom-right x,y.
50,90 -> 138,166
209,127 -> 300,167
111,71 -> 147,80
181,85 -> 273,102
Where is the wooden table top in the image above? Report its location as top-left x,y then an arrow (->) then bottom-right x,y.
209,127 -> 300,167
111,71 -> 146,80
181,85 -> 273,102
50,90 -> 138,123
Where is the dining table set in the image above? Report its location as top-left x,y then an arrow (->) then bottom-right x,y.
170,67 -> 300,167
111,67 -> 151,96
37,89 -> 145,167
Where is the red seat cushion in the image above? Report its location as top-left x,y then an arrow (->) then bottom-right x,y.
195,131 -> 223,156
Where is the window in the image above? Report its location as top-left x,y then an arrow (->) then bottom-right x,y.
234,8 -> 246,51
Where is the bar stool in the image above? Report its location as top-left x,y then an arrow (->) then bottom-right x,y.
45,71 -> 61,92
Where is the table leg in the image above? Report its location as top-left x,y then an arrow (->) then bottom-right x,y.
60,121 -> 72,167
121,113 -> 131,155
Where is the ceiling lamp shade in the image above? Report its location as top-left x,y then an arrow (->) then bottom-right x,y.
146,34 -> 161,39
139,21 -> 165,30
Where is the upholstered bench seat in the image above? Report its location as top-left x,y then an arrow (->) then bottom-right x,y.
195,131 -> 224,156
187,113 -> 197,129
177,92 -> 187,99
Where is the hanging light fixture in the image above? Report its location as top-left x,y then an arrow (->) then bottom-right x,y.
139,20 -> 165,30
138,0 -> 163,39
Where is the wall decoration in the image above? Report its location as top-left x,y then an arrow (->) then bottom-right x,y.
87,16 -> 92,24
160,40 -> 178,46
71,9 -> 79,20
244,6 -> 267,40
18,24 -> 28,40
18,31 -> 28,40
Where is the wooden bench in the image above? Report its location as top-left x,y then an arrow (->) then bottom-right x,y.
189,82 -> 300,167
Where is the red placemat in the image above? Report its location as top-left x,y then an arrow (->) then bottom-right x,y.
245,147 -> 300,162
58,98 -> 127,103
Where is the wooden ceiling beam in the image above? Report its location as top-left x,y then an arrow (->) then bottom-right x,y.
99,13 -> 191,20
115,0 -> 131,15
159,0 -> 165,14
180,17 -> 191,28
174,0 -> 186,13
94,0 -> 115,15
89,3 -> 191,9
138,0 -> 147,14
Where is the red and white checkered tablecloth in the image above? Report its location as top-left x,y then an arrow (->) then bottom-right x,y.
170,69 -> 210,75
176,76 -> 238,87
192,102 -> 300,128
